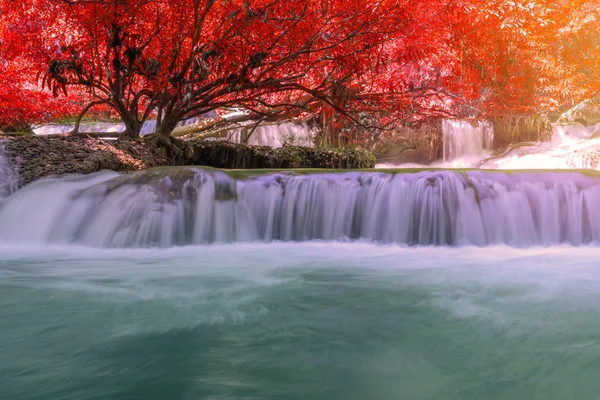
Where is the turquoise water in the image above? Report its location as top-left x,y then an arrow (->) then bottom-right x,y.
2,243 -> 600,399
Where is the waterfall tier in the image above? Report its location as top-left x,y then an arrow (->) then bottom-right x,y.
225,122 -> 314,147
442,120 -> 494,164
2,168 -> 600,247
0,142 -> 18,198
32,118 -> 314,148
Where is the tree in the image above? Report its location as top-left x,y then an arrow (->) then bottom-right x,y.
0,7 -> 84,130
5,0 -> 600,143
2,0 -> 414,141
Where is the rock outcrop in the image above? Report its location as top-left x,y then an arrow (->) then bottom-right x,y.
558,95 -> 600,126
1,135 -> 376,185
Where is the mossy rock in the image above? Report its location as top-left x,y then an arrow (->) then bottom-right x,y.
188,141 -> 375,169
3,136 -> 171,185
558,95 -> 600,126
0,123 -> 33,134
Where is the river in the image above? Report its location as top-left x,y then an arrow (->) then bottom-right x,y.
3,121 -> 600,398
2,243 -> 600,399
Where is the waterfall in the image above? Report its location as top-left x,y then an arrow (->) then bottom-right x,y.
551,122 -> 596,142
139,120 -> 157,135
225,121 -> 315,147
442,119 -> 494,164
32,114 -> 217,137
377,119 -> 600,170
1,168 -> 600,247
0,142 -> 18,198
33,122 -> 124,135
481,122 -> 600,170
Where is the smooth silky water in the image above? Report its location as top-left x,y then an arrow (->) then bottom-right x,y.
5,126 -> 600,398
3,244 -> 600,399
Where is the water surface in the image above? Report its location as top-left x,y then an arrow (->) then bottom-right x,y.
2,243 -> 600,399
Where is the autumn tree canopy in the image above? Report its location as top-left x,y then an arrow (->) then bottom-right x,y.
2,0 -> 411,139
2,0 -> 600,138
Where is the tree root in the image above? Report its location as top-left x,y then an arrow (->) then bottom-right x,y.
144,134 -> 194,164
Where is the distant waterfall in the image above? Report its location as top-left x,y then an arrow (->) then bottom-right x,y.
32,114 -> 216,137
32,117 -> 314,147
551,122 -> 600,142
442,120 -> 494,163
0,142 -> 18,198
2,168 -> 600,247
481,122 -> 600,170
225,121 -> 315,147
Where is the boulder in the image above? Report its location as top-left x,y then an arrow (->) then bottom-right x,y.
2,136 -> 170,185
558,95 -> 600,126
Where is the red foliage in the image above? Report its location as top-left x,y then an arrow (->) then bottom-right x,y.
2,0 -> 600,134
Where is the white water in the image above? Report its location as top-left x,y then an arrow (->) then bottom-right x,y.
33,117 -> 315,148
481,122 -> 600,170
225,122 -> 315,147
2,168 -> 600,247
34,119 -> 174,136
377,120 -> 600,169
0,142 -> 18,198
31,113 -> 223,136
442,119 -> 494,166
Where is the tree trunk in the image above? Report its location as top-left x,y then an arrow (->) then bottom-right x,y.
118,116 -> 142,140
156,119 -> 179,140
144,118 -> 193,164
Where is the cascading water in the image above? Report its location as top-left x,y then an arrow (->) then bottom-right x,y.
32,114 -> 215,136
442,119 -> 494,166
551,121 -> 599,142
0,142 -> 18,198
8,120 -> 600,400
221,121 -> 315,147
32,117 -> 314,147
376,119 -> 600,169
481,121 -> 600,169
2,167 -> 600,247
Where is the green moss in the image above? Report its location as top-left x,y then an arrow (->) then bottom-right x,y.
189,141 -> 375,170
109,165 -> 600,184
220,167 -> 600,180
103,167 -> 200,195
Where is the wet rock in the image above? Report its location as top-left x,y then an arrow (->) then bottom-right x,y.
0,123 -> 33,134
559,95 -> 600,126
2,135 -> 169,185
189,141 -> 375,169
491,115 -> 552,149
1,135 -> 375,186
